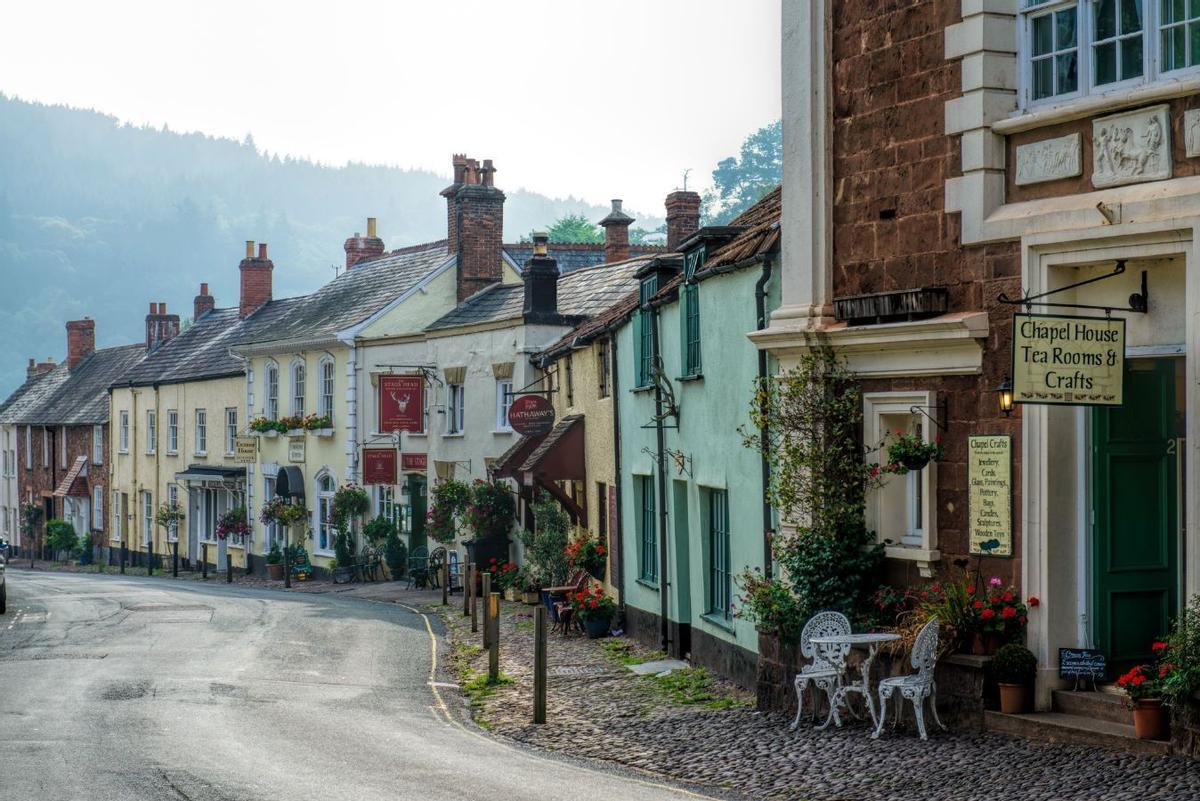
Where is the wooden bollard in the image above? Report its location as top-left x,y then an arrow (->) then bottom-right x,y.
533,604 -> 547,724
481,572 -> 492,648
470,566 -> 479,633
488,592 -> 500,683
227,552 -> 233,583
441,559 -> 449,606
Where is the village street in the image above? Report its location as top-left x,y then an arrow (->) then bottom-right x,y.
0,571 -> 714,801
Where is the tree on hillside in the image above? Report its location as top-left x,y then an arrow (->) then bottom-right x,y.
540,214 -> 604,244
702,120 -> 781,225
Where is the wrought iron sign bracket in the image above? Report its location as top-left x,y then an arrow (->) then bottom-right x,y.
996,260 -> 1148,317
909,397 -> 949,433
665,449 -> 693,477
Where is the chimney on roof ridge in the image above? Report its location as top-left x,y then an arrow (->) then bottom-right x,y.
66,318 -> 96,370
522,231 -> 560,323
26,358 -> 36,378
239,240 -> 274,318
145,301 -> 180,352
344,216 -> 385,270
194,282 -> 215,320
599,198 -> 634,264
35,356 -> 56,375
445,154 -> 505,302
666,190 -> 702,250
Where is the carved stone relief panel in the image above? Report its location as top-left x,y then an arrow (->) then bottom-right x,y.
1092,105 -> 1171,189
1185,109 -> 1200,158
1015,133 -> 1082,185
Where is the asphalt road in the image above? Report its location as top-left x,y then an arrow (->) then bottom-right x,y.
0,571 -> 713,801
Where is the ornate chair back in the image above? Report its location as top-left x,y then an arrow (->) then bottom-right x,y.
800,611 -> 852,665
911,616 -> 941,680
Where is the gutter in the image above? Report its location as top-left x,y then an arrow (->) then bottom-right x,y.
339,334 -> 360,484
754,254 -> 775,574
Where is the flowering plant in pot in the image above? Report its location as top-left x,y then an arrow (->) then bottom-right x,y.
1117,660 -> 1169,740
465,479 -> 515,541
883,430 -> 943,474
249,416 -> 287,435
565,531 -> 606,580
494,561 -> 520,601
517,566 -> 541,604
265,541 -> 284,580
992,643 -> 1037,714
965,576 -> 1034,655
427,479 -> 469,544
215,507 -> 250,541
571,584 -> 616,639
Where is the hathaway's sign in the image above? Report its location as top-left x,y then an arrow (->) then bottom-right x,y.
508,394 -> 555,436
234,436 -> 257,464
1012,313 -> 1125,406
968,435 -> 1012,556
380,375 -> 424,432
401,452 -> 428,472
363,449 -> 397,485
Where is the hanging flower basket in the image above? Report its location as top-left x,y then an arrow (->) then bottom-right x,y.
883,430 -> 943,475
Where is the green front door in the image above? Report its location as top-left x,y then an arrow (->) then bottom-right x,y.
408,474 -> 428,552
1092,359 -> 1181,672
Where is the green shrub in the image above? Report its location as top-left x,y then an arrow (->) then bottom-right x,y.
45,518 -> 79,557
385,527 -> 407,578
992,643 -> 1037,684
363,515 -> 395,545
521,493 -> 571,586
266,541 -> 282,565
1161,595 -> 1200,719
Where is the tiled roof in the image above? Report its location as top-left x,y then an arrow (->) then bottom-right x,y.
6,344 -> 147,426
234,242 -> 452,348
425,256 -> 651,332
119,308 -> 245,387
503,243 -> 665,275
0,371 -> 52,420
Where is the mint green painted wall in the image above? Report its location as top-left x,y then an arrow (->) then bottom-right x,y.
616,262 -> 780,656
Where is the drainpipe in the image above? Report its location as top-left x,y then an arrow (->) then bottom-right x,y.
232,349 -> 253,567
341,336 -> 360,485
610,333 -> 625,616
651,307 -> 670,654
754,254 -> 775,574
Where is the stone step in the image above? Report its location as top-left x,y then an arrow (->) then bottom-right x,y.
984,710 -> 1170,757
1052,689 -> 1131,725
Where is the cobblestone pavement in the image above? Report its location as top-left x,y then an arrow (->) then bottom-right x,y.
438,599 -> 1200,801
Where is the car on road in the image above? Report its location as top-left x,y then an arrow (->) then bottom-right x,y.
0,539 -> 6,614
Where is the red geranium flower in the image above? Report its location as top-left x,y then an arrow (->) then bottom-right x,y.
1152,641 -> 1168,653
981,608 -> 996,620
1028,596 -> 1040,607
1001,591 -> 1014,603
1001,606 -> 1017,619
973,600 -> 984,610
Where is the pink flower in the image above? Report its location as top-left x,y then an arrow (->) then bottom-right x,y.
988,576 -> 1002,587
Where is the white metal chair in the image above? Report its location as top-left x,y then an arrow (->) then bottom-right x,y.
789,610 -> 851,730
871,616 -> 946,740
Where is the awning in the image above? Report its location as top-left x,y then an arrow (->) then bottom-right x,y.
490,431 -> 546,480
274,465 -> 305,501
519,414 -> 585,481
174,465 -> 247,484
53,456 -> 88,497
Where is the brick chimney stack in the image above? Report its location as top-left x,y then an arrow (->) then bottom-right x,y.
666,190 -> 702,250
145,302 -> 181,352
445,155 -> 505,302
599,199 -> 634,264
343,217 -> 385,270
239,240 -> 274,318
194,283 -> 215,320
66,318 -> 96,369
522,232 -> 560,323
27,358 -> 54,377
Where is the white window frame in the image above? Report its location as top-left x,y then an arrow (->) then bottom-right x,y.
42,427 -> 48,467
863,390 -> 940,576
315,472 -> 336,555
291,358 -> 307,417
319,357 -> 336,421
24,426 -> 31,470
1019,0 -> 1200,110
167,410 -> 178,453
445,384 -> 464,435
266,361 -> 280,420
92,424 -> 103,465
92,485 -> 104,531
60,426 -> 67,468
118,412 -> 130,454
225,408 -> 237,455
111,490 -> 121,542
195,409 -> 207,456
146,410 -> 156,454
495,379 -> 513,431
142,490 -> 153,546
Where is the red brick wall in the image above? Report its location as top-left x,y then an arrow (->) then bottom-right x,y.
665,191 -> 701,250
455,184 -> 506,301
17,424 -> 109,547
66,319 -> 95,369
832,0 -> 1022,584
239,247 -> 274,318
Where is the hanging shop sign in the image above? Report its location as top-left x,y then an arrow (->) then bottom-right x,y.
363,449 -> 397,485
508,394 -> 556,436
380,374 -> 425,432
287,437 -> 306,464
401,452 -> 428,472
968,435 -> 1012,556
1012,313 -> 1125,406
234,436 -> 258,464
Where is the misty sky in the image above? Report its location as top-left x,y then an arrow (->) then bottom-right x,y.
0,0 -> 781,216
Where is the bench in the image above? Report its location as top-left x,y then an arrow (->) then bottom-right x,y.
543,570 -> 590,634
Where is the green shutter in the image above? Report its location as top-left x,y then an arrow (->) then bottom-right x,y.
683,283 -> 702,376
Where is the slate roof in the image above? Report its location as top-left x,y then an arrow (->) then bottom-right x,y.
3,344 -> 147,426
118,307 -> 244,388
0,371 -> 52,420
234,241 -> 452,348
503,243 -> 665,275
425,256 -> 652,332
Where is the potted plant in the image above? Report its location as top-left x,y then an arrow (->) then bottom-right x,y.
495,561 -> 520,601
215,506 -> 250,542
362,515 -> 395,547
465,479 -> 516,541
332,530 -> 356,583
304,413 -> 334,437
565,531 -> 607,580
883,429 -> 943,473
428,479 -> 469,544
384,526 -> 407,581
518,566 -> 541,605
280,415 -> 306,437
249,416 -> 285,437
265,541 -> 283,580
966,577 -> 1032,655
572,584 -> 616,639
992,643 -> 1037,714
1117,662 -> 1169,740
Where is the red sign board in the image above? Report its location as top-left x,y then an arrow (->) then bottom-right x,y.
401,452 -> 428,472
380,375 -> 424,432
508,394 -> 556,436
362,449 -> 397,485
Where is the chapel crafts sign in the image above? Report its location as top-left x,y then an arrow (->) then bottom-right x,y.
362,449 -> 397,485
1012,313 -> 1124,406
380,375 -> 424,432
968,435 -> 1012,556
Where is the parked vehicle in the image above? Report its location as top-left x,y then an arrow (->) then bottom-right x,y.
0,544 -> 7,614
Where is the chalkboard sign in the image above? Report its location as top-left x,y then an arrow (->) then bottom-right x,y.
1059,648 -> 1106,680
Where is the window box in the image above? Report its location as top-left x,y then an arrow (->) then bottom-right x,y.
311,428 -> 334,438
260,430 -> 279,439
286,429 -> 305,438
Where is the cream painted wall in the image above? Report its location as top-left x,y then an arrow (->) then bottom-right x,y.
0,425 -> 19,547
359,266 -> 457,340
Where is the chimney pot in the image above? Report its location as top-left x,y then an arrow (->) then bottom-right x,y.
343,218 -> 385,270
665,190 -> 702,250
367,217 -> 377,238
246,240 -> 255,259
146,301 -> 180,352
599,197 -> 634,263
523,236 -> 560,322
258,243 -> 268,259
200,282 -> 209,295
240,241 -> 274,317
194,282 -> 216,320
452,157 -> 506,301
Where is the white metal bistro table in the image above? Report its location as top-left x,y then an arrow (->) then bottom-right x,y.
809,632 -> 900,731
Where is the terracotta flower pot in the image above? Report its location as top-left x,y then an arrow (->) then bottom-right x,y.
266,562 -> 283,581
1132,698 -> 1169,740
998,683 -> 1029,714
